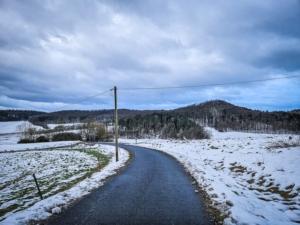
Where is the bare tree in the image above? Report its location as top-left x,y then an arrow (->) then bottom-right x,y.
16,121 -> 36,141
92,122 -> 106,141
79,119 -> 107,141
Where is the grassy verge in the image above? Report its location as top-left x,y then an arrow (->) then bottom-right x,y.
0,148 -> 110,221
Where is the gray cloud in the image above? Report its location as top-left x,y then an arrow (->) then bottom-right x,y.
254,49 -> 300,72
0,0 -> 299,112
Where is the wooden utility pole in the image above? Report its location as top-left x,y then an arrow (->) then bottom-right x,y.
114,86 -> 119,162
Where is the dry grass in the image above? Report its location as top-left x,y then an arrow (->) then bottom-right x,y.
267,136 -> 300,149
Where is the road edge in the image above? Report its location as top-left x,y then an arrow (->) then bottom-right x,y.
127,145 -> 224,225
30,147 -> 135,225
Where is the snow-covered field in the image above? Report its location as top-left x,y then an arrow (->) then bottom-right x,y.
0,122 -> 43,135
120,129 -> 300,225
1,121 -> 299,224
0,122 -> 129,225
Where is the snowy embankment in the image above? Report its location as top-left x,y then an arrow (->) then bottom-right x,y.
0,122 -> 129,225
120,129 -> 300,225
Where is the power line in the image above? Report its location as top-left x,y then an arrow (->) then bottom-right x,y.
0,89 -> 112,129
119,75 -> 300,91
51,89 -> 111,112
51,75 -> 299,111
1,75 -> 299,127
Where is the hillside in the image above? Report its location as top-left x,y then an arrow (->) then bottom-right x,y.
173,100 -> 300,133
1,100 -> 299,135
118,112 -> 210,139
27,109 -> 166,124
0,110 -> 45,121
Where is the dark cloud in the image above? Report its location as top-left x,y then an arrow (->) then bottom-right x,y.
254,49 -> 300,71
0,0 -> 299,111
255,1 -> 300,38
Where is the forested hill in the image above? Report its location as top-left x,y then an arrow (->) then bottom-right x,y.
1,100 -> 299,134
173,100 -> 300,133
27,109 -> 161,124
0,110 -> 45,121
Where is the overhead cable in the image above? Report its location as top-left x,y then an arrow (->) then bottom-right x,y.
119,75 -> 300,91
51,89 -> 111,112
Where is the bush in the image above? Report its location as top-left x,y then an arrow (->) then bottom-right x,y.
102,133 -> 114,142
36,136 -> 50,142
18,139 -> 35,144
52,132 -> 82,141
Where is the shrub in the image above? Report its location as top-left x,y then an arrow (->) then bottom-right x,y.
36,136 -> 50,142
52,132 -> 82,141
102,133 -> 114,142
18,139 -> 35,144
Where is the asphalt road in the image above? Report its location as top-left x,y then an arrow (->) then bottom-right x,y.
47,144 -> 213,225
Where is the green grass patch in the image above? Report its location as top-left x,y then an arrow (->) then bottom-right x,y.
0,204 -> 19,218
0,148 -> 112,222
247,179 -> 254,184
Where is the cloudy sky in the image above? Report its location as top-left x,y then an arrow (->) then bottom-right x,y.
0,0 -> 299,112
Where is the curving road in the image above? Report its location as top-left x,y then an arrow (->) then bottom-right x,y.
47,144 -> 213,225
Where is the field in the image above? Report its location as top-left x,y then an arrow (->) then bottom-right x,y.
121,129 -> 300,224
0,122 -> 129,225
1,121 -> 299,225
0,147 -> 111,221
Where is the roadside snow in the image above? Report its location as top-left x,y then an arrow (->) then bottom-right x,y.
120,130 -> 300,225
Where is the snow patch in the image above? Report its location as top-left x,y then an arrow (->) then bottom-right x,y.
120,129 -> 300,225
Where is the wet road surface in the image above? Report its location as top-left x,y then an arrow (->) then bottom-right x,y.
47,144 -> 213,225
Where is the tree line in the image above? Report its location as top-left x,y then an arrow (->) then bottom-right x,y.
173,100 -> 300,134
118,113 -> 210,139
0,110 -> 45,121
2,100 -> 299,136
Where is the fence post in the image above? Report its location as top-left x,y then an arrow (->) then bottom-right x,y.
33,173 -> 43,200
98,156 -> 101,171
